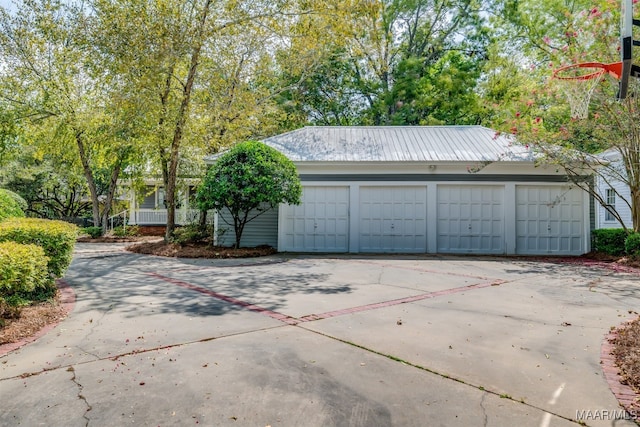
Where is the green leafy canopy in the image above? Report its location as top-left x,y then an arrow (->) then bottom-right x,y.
196,141 -> 301,248
197,141 -> 301,213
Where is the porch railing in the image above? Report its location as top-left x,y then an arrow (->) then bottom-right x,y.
131,209 -> 203,225
107,210 -> 128,233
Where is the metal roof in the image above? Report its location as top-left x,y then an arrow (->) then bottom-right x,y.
261,126 -> 533,163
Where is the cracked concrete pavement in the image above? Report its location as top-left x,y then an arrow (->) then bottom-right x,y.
1,243 -> 639,426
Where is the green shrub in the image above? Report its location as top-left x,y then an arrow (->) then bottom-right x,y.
0,242 -> 51,294
0,218 -> 78,278
592,229 -> 629,256
111,224 -> 139,237
0,188 -> 26,222
171,224 -> 211,245
81,226 -> 103,238
625,233 -> 640,257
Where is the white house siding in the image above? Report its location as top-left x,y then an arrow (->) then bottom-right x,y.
593,150 -> 633,229
216,206 -> 278,248
595,173 -> 633,229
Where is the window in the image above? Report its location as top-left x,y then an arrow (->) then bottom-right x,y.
605,188 -> 616,221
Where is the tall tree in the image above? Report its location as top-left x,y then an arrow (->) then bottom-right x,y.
92,0 -> 332,241
0,0 -> 140,231
277,0 -> 490,126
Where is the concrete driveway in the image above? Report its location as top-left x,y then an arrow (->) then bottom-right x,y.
1,243 -> 639,427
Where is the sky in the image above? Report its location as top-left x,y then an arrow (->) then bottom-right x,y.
0,0 -> 13,10
0,0 -> 13,12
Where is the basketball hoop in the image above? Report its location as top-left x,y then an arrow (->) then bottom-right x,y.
552,62 -> 622,119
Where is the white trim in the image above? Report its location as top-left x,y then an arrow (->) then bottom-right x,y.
504,183 -> 517,254
426,183 -> 438,253
348,184 -> 359,253
213,210 -> 219,246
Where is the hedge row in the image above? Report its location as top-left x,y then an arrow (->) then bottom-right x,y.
626,233 -> 640,256
592,228 -> 640,256
0,218 -> 78,278
0,242 -> 51,294
0,188 -> 26,222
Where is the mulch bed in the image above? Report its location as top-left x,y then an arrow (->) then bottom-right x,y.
611,317 -> 640,404
0,291 -> 68,346
126,241 -> 277,258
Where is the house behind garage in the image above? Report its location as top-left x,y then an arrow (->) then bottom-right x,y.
594,149 -> 634,230
213,126 -> 592,255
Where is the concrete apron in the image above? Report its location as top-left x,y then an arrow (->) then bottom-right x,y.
0,247 -> 638,427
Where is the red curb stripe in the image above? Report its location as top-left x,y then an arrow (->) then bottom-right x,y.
297,280 -> 505,322
148,273 -> 298,325
0,280 -> 76,357
150,272 -> 504,326
600,317 -> 640,418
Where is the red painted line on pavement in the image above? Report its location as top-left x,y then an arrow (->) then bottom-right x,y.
148,273 -> 299,325
149,272 -> 505,326
297,280 -> 506,322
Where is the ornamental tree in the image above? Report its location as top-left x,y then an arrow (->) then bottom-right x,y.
196,141 -> 301,249
490,0 -> 640,232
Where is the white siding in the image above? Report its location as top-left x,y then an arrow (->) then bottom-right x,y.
595,164 -> 633,229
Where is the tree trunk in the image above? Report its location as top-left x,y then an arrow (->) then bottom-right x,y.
198,209 -> 207,229
75,130 -> 102,232
99,159 -> 123,234
631,185 -> 640,233
164,0 -> 212,242
157,65 -> 174,193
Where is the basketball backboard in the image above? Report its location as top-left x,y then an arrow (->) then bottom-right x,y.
619,0 -> 635,99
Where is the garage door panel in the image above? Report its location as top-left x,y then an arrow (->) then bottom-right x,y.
281,186 -> 350,252
516,185 -> 584,255
359,186 -> 427,253
437,185 -> 505,254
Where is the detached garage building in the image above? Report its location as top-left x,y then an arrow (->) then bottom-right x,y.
214,126 -> 590,255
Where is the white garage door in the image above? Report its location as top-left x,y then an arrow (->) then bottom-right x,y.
437,185 -> 505,254
516,186 -> 584,255
280,186 -> 349,252
359,186 -> 427,253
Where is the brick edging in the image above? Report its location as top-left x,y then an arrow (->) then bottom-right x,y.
601,316 -> 640,417
0,280 -> 76,357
